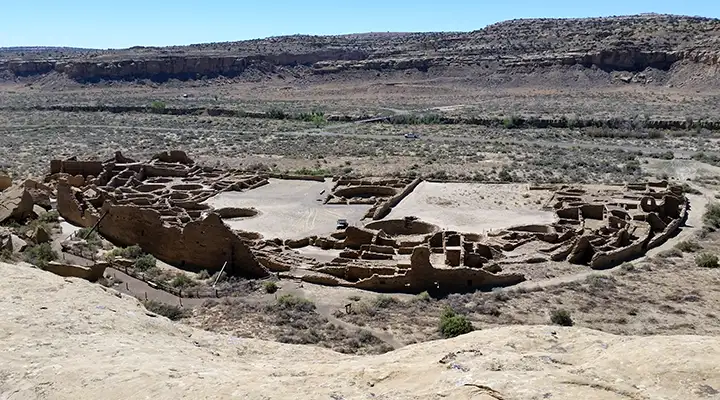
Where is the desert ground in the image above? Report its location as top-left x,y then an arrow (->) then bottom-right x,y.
2,13 -> 720,400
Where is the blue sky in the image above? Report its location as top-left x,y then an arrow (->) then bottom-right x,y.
2,0 -> 718,49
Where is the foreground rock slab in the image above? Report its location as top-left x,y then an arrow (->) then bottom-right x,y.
0,262 -> 718,400
0,186 -> 33,223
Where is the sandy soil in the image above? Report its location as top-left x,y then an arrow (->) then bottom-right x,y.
1,262 -> 718,400
388,182 -> 556,233
204,178 -> 369,239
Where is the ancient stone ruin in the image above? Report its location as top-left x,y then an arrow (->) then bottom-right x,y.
48,151 -> 689,294
50,151 -> 270,278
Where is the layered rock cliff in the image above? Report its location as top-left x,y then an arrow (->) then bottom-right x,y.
1,14 -> 719,82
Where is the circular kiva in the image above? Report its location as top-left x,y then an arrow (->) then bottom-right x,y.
364,219 -> 440,236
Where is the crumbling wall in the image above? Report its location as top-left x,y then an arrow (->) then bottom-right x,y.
56,182 -> 100,227
97,204 -> 269,278
590,198 -> 688,269
372,177 -> 422,220
353,247 -> 525,294
50,160 -> 103,177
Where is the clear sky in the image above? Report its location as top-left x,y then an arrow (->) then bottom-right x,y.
2,0 -> 718,49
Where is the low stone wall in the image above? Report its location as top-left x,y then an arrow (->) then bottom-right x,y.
372,177 -> 423,220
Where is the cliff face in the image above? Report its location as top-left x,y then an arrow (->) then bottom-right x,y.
2,14 -> 719,82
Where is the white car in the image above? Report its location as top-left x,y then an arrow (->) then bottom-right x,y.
404,133 -> 420,139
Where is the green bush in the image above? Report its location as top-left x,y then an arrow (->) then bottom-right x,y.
134,254 -> 157,271
23,243 -> 58,268
0,248 -> 15,262
675,240 -> 702,253
703,203 -> 720,229
105,245 -> 145,260
550,309 -> 574,326
373,295 -> 398,308
264,281 -> 279,294
415,291 -> 432,302
658,248 -> 683,258
680,183 -> 701,195
38,210 -> 60,223
197,270 -> 211,280
143,300 -> 188,320
276,294 -> 315,312
267,108 -> 287,120
76,227 -> 102,247
171,273 -> 193,288
439,308 -> 474,338
149,100 -> 166,113
502,115 -> 521,129
657,151 -> 675,160
695,253 -> 719,269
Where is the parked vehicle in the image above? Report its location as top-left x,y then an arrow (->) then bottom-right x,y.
336,219 -> 349,229
404,133 -> 420,139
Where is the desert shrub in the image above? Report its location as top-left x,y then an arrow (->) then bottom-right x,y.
373,295 -> 398,308
439,308 -> 474,338
357,329 -> 376,344
415,291 -> 432,302
264,281 -> 278,294
76,227 -> 102,247
623,159 -> 641,174
680,183 -> 702,195
267,108 -> 287,120
105,244 -> 145,260
498,168 -> 514,182
620,262 -> 635,272
695,253 -> 719,269
143,300 -> 188,320
134,254 -> 157,272
276,294 -> 315,312
149,100 -> 166,113
703,203 -> 720,229
23,243 -> 58,268
675,240 -> 702,253
197,269 -> 211,280
171,273 -> 193,288
210,270 -> 227,284
658,248 -> 683,258
502,115 -> 520,129
550,309 -> 574,326
0,248 -> 15,262
38,210 -> 59,223
293,167 -> 329,176
311,113 -> 327,127
656,151 -> 675,160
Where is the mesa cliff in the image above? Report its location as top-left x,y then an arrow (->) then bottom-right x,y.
1,14 -> 719,83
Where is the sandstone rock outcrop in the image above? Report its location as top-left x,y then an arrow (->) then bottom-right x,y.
43,261 -> 107,282
0,186 -> 34,223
